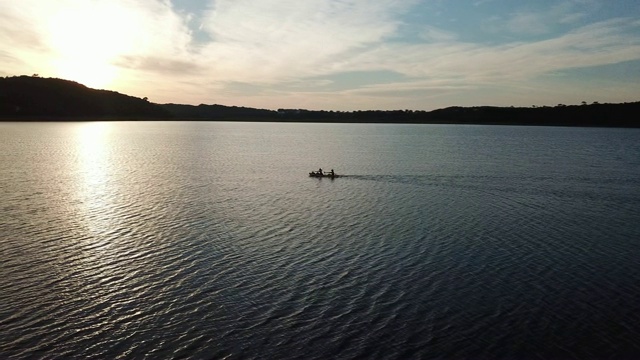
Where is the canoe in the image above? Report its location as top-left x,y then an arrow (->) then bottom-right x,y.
309,172 -> 338,178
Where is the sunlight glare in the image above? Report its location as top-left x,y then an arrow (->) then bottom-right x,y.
76,122 -> 111,193
75,122 -> 114,237
47,2 -> 142,88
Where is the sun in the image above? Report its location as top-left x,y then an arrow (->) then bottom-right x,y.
46,3 -> 140,89
52,58 -> 119,89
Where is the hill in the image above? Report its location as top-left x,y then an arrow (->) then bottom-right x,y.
1,75 -> 639,127
0,75 -> 170,119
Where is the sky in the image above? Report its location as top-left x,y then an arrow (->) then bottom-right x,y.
1,0 -> 640,110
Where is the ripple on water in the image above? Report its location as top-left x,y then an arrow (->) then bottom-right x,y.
1,122 -> 640,359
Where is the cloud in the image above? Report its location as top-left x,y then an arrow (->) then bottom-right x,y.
506,12 -> 552,35
419,26 -> 458,42
0,1 -> 53,72
473,0 -> 495,6
179,10 -> 640,107
195,0 -> 417,82
0,0 -> 200,90
483,1 -> 596,36
1,2 -> 178,59
115,56 -> 205,75
299,15 -> 640,109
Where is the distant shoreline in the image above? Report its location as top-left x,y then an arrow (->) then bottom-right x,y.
2,75 -> 639,128
2,117 -> 639,128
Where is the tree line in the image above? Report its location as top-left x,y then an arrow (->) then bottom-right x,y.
1,75 -> 638,127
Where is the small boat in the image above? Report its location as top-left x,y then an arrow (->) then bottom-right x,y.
309,171 -> 339,178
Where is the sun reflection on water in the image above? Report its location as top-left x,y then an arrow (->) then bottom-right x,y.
71,122 -> 144,304
74,122 -> 115,241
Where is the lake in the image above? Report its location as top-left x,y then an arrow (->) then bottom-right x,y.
1,121 -> 640,359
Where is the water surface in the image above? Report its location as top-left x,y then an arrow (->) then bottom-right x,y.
1,121 -> 640,359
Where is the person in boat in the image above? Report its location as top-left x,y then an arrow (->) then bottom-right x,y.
329,169 -> 335,177
318,168 -> 323,176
